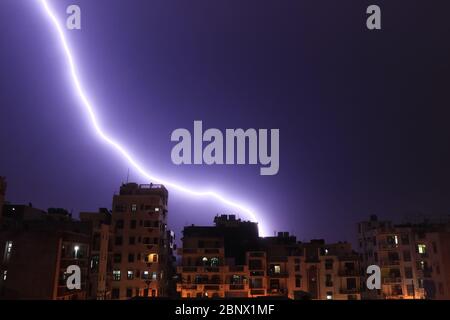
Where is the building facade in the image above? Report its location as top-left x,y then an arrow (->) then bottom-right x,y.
0,207 -> 91,299
358,215 -> 450,299
110,183 -> 174,299
176,216 -> 361,300
80,208 -> 113,300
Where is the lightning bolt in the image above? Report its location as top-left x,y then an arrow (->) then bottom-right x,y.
37,0 -> 268,236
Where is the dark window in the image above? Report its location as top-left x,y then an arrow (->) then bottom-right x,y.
406,284 -> 414,296
249,259 -> 263,270
128,253 -> 134,263
325,274 -> 333,287
114,205 -> 126,212
403,250 -> 411,262
130,220 -> 137,229
401,234 -> 409,245
115,236 -> 123,246
112,288 -> 120,299
295,276 -> 301,287
115,220 -> 124,229
126,288 -> 133,298
129,237 -> 135,245
404,267 -> 413,279
113,253 -> 122,263
346,278 -> 357,290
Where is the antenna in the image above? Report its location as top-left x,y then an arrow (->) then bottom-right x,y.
126,168 -> 130,183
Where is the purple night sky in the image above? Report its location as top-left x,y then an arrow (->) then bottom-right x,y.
1,0 -> 450,243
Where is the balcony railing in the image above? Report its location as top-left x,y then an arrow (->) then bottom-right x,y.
229,284 -> 245,290
228,266 -> 246,272
268,271 -> 289,278
178,284 -> 198,290
338,270 -> 360,277
181,266 -> 198,272
340,288 -> 359,294
383,277 -> 402,284
380,259 -> 400,267
204,285 -> 220,291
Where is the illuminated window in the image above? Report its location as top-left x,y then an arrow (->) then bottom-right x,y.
274,265 -> 281,274
113,270 -> 121,281
202,257 -> 208,265
155,207 -> 160,212
143,271 -> 149,279
2,270 -> 7,281
131,204 -> 137,212
3,241 -> 13,262
210,257 -> 219,267
418,244 -> 426,254
127,270 -> 134,280
73,245 -> 80,259
148,254 -> 158,263
152,272 -> 157,280
394,235 -> 399,245
326,292 -> 333,300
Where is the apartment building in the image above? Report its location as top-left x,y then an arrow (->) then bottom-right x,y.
177,215 -> 261,298
176,216 -> 361,299
80,208 -> 113,300
110,183 -> 175,299
263,235 -> 361,300
358,215 -> 450,299
0,207 -> 91,299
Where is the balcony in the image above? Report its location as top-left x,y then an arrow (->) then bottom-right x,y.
228,266 -> 247,273
204,249 -> 220,254
380,259 -> 400,267
338,270 -> 360,277
205,266 -> 221,273
180,266 -> 198,273
250,289 -> 265,296
378,243 -> 398,250
269,256 -> 288,262
249,252 -> 265,257
178,284 -> 198,290
204,285 -> 220,291
268,271 -> 289,278
182,248 -> 197,254
340,288 -> 359,294
383,277 -> 402,284
229,284 -> 246,290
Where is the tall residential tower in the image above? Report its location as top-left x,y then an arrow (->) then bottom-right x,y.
110,183 -> 174,299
